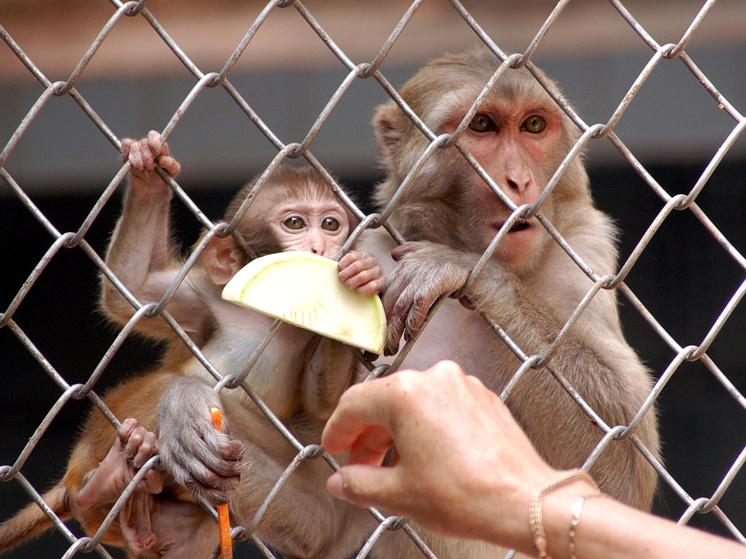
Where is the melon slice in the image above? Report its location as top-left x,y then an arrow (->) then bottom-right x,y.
222,251 -> 386,354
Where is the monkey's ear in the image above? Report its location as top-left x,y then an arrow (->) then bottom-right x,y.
372,101 -> 406,170
201,236 -> 244,287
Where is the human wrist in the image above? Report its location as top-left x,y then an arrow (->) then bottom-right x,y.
529,471 -> 601,559
465,463 -> 556,554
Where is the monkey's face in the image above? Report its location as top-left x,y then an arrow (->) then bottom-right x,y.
268,199 -> 350,259
442,100 -> 564,269
374,51 -> 581,275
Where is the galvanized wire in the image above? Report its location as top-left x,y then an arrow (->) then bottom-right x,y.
1,1 -> 745,558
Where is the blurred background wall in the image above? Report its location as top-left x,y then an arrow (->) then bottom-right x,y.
1,1 -> 745,557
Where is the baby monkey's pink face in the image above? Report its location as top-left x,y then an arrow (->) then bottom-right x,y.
270,198 -> 351,259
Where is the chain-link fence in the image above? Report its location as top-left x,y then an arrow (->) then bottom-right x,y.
1,1 -> 745,558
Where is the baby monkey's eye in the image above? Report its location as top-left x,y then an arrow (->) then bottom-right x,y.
522,115 -> 546,133
322,217 -> 340,231
469,113 -> 496,133
284,216 -> 305,230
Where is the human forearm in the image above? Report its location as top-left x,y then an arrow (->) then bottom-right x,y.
538,482 -> 746,559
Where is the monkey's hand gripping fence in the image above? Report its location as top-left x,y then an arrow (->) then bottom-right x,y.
1,1 -> 746,558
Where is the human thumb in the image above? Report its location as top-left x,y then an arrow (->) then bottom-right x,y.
327,466 -> 398,511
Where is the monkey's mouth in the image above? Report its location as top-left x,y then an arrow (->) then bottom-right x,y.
509,219 -> 531,232
492,219 -> 532,234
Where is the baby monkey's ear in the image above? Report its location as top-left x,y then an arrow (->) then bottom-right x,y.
201,235 -> 245,287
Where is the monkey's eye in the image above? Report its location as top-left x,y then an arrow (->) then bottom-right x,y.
322,217 -> 340,232
283,216 -> 306,230
469,113 -> 496,133
522,115 -> 547,133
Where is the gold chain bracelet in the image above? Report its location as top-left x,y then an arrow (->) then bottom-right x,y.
568,494 -> 607,559
528,469 -> 598,559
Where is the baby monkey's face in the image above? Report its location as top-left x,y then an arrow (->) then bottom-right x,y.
271,198 -> 351,259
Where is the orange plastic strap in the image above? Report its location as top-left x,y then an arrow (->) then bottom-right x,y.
211,407 -> 233,559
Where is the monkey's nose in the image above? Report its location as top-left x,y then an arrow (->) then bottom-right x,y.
308,234 -> 327,256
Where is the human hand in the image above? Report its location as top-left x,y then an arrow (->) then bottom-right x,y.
321,360 -> 560,551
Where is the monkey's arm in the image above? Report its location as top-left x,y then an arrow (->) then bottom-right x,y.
383,242 -> 621,371
383,241 -> 659,509
157,376 -> 247,505
102,132 -> 213,338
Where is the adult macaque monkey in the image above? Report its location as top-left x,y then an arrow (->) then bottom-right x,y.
0,133 -> 382,558
351,46 -> 660,558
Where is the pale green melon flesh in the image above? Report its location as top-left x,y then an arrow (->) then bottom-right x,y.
221,251 -> 386,354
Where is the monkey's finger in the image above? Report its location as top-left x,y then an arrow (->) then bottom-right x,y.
337,254 -> 364,282
175,461 -> 242,506
126,428 -> 159,469
382,284 -> 413,353
338,251 -> 376,273
340,255 -> 383,292
189,483 -> 233,506
162,443 -> 243,504
123,425 -> 142,452
391,242 -> 419,261
121,138 -> 134,162
146,130 -> 163,156
404,291 -> 435,339
118,417 -> 139,443
382,274 -> 411,317
139,139 -> 156,171
168,429 -> 247,477
341,269 -> 375,292
127,141 -> 146,171
354,276 -> 385,298
384,298 -> 410,356
204,431 -> 247,464
156,155 -> 181,177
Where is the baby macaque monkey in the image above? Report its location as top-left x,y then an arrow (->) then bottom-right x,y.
105,131 -> 382,350
0,132 -> 383,558
103,131 -> 382,417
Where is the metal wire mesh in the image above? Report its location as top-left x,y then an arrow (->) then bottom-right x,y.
1,1 -> 745,558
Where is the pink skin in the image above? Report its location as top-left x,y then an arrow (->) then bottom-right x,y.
321,361 -> 561,553
338,251 -> 384,297
75,418 -> 163,510
71,419 -> 164,555
269,201 -> 351,258
443,103 -> 562,263
71,418 -> 214,558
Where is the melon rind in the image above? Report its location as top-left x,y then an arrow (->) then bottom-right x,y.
221,251 -> 386,354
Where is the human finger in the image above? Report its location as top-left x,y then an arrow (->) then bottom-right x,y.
321,382 -> 390,456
